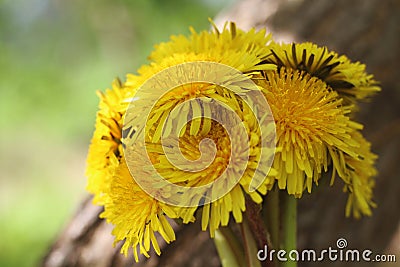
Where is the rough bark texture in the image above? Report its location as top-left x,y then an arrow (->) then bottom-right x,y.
42,0 -> 400,266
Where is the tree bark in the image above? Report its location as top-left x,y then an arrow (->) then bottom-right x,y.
42,0 -> 400,266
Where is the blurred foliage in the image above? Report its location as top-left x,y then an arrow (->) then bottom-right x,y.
0,0 -> 234,266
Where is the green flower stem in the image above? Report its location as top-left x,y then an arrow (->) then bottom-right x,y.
220,226 -> 247,267
214,227 -> 246,267
281,193 -> 297,267
241,217 -> 262,267
264,187 -> 280,250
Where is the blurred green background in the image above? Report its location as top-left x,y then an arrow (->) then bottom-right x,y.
0,0 -> 235,266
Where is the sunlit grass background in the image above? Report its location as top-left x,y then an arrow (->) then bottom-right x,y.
0,0 -> 235,266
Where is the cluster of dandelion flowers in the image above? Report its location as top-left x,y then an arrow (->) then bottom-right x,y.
85,21 -> 379,261
87,23 -> 278,260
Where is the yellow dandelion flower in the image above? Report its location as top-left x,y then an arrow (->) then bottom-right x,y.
100,160 -> 177,262
124,22 -> 275,88
149,21 -> 273,72
257,67 -> 377,216
86,79 -> 130,204
86,80 -> 178,260
124,63 -> 277,237
265,42 -> 380,106
142,90 -> 276,236
342,131 -> 377,218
